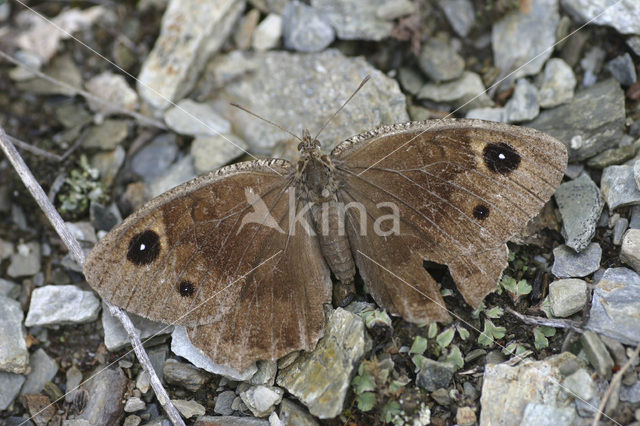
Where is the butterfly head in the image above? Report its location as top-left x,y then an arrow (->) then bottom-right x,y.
297,129 -> 321,155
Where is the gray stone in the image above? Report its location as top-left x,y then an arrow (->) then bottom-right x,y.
621,229 -> 640,273
0,238 -> 14,260
196,416 -> 268,425
252,13 -> 282,51
282,1 -> 334,52
311,0 -> 393,41
580,331 -> 614,379
538,58 -> 576,108
0,372 -> 25,410
504,78 -> 539,123
613,217 -> 629,245
101,303 -> 173,351
465,107 -> 505,122
621,381 -> 640,403
123,415 -> 141,426
214,390 -> 236,415
588,144 -> 637,169
7,242 -> 40,278
65,365 -> 83,403
627,35 -> 640,55
0,278 -> 19,299
124,396 -> 146,412
214,49 -> 408,153
548,279 -> 587,317
606,52 -> 637,86
76,367 -> 127,425
277,308 -> 366,419
83,120 -> 129,150
586,267 -> 640,346
148,155 -> 196,198
375,0 -> 415,20
190,134 -> 248,174
418,71 -> 493,113
0,296 -> 29,374
397,67 -> 424,95
65,221 -> 97,244
491,0 -> 559,79
137,0 -> 245,110
130,134 -> 179,181
171,326 -> 257,381
561,0 -> 640,35
520,403 -> 576,426
240,385 -> 284,417
418,37 -> 464,82
279,399 -> 319,426
439,0 -> 474,37
479,352 -> 579,426
601,165 -> 640,210
551,243 -> 601,278
92,146 -> 126,188
416,359 -> 454,392
580,46 -> 606,87
526,79 -> 626,162
22,348 -> 58,394
564,164 -> 584,179
171,399 -> 206,418
554,173 -> 603,251
563,368 -> 595,401
17,54 -> 82,96
163,358 -> 210,392
250,360 -> 277,386
630,205 -> 640,229
25,285 -> 100,327
85,72 -> 139,115
164,99 -> 231,137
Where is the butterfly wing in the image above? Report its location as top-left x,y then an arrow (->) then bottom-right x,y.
331,119 -> 567,321
83,159 -> 332,369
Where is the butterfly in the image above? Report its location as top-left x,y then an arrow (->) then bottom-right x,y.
83,117 -> 567,370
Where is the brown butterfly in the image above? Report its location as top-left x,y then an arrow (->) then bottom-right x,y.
83,116 -> 567,370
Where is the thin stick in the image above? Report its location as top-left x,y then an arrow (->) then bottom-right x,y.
230,102 -> 303,142
592,342 -> 640,426
505,307 -> 585,333
6,134 -> 63,162
0,126 -> 185,426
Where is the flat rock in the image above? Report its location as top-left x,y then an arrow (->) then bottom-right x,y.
606,52 -> 637,86
190,134 -> 248,174
21,348 -> 58,394
439,0 -> 474,37
418,37 -> 464,82
491,0 -> 559,79
0,296 -> 29,374
588,144 -> 637,169
281,1 -> 334,52
601,164 -> 640,210
561,0 -> 640,35
310,0 -> 393,41
82,120 -> 129,150
416,358 -> 454,392
586,267 -> 640,346
554,173 -> 603,251
562,368 -> 595,401
171,326 -> 257,381
7,242 -> 40,278
551,243 -> 601,278
76,366 -> 127,425
163,358 -> 210,392
504,78 -> 539,123
101,303 -> 173,351
194,416 -> 268,426
418,71 -> 493,113
465,107 -> 505,122
137,0 -> 245,110
25,285 -> 100,327
277,308 -> 366,419
130,133 -> 179,181
580,331 -> 614,379
621,229 -> 640,273
214,390 -> 236,415
164,99 -> 231,136
527,79 -> 626,162
172,399 -> 206,418
240,385 -> 284,417
0,278 -> 19,299
148,155 -> 197,198
0,372 -> 26,410
252,13 -> 282,52
538,58 -> 576,108
520,403 -> 576,426
85,71 -> 139,115
279,398 -> 319,426
548,279 -> 587,317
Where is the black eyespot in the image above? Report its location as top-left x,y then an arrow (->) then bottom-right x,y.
473,204 -> 490,220
126,230 -> 160,265
483,142 -> 520,174
178,280 -> 195,297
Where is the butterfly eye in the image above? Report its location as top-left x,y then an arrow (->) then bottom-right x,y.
297,142 -> 304,151
178,280 -> 195,297
472,204 -> 490,220
126,230 -> 160,265
483,142 -> 521,174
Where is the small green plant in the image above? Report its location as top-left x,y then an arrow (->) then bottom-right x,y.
427,322 -> 438,338
360,308 -> 392,329
484,306 -> 504,319
533,326 -> 556,350
477,319 -> 506,347
503,342 -> 528,357
436,327 -> 455,348
455,324 -> 470,340
57,155 -> 107,219
443,344 -> 464,371
499,275 -> 532,301
410,336 -> 428,355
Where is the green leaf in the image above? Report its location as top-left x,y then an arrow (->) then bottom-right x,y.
389,376 -> 410,393
436,327 -> 455,348
499,276 -> 517,293
356,392 -> 377,412
471,302 -> 486,319
444,345 -> 464,371
428,322 -> 438,338
383,401 -> 403,423
410,336 -> 428,355
484,306 -> 504,319
352,373 -> 375,394
533,326 -> 556,350
441,288 -> 454,297
456,325 -> 470,340
516,279 -> 532,296
412,354 -> 428,370
361,309 -> 392,329
477,319 -> 506,347
502,342 -> 528,356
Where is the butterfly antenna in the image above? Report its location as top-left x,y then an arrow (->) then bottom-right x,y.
230,103 -> 303,142
313,75 -> 371,142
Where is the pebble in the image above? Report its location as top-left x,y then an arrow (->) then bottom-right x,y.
22,348 -> 59,394
278,398 -> 319,426
527,79 -> 625,162
101,303 -> 173,351
538,58 -> 576,108
163,358 -> 210,392
190,134 -> 248,174
586,267 -> 640,346
580,331 -> 614,379
418,37 -> 464,82
25,285 -> 100,327
551,243 -> 601,278
137,0 -> 245,109
252,14 -> 282,51
613,217 -> 629,245
7,242 -> 40,278
418,71 -> 493,113
580,46 -> 606,87
75,366 -> 128,424
85,71 -> 139,115
621,381 -> 640,403
588,144 -> 637,169
627,36 -> 640,56
375,0 -> 415,20
148,155 -> 196,198
0,372 -> 26,410
281,1 -> 334,52
130,134 -> 179,181
172,399 -> 206,418
465,107 -> 505,122
215,390 -> 236,415
310,0 -> 393,41
123,415 -> 141,426
196,416 -> 269,425
606,53 -> 637,87
601,164 -> 640,210
250,360 -> 278,386
504,78 -> 539,123
240,385 -> 284,417
520,403 -> 576,426
82,120 -> 130,151
548,279 -> 587,317
621,229 -> 640,273
164,99 -> 231,137
563,368 -> 595,401
0,296 -> 29,374
234,9 -> 260,50
65,365 -> 83,403
0,278 -> 19,299
124,396 -> 146,413
397,67 -> 424,95
554,173 -> 603,251
439,0 -> 474,37
0,238 -> 14,260
491,0 -> 559,79
562,0 -> 640,35
456,406 -> 476,426
16,54 -> 82,96
416,359 -> 454,392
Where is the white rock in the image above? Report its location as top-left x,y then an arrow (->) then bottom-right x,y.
240,385 -> 284,417
253,14 -> 283,51
164,99 -> 231,136
621,229 -> 640,273
25,285 -> 100,327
